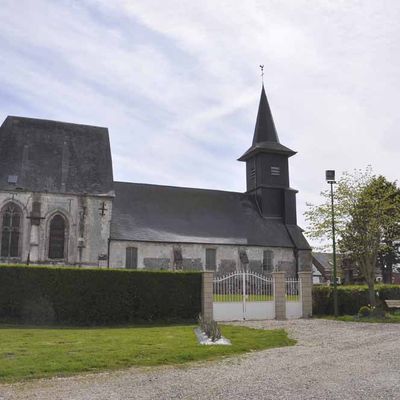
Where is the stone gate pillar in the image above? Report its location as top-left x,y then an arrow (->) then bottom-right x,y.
273,271 -> 286,320
202,271 -> 214,322
299,271 -> 313,318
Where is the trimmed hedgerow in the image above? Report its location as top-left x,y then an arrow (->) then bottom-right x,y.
0,265 -> 202,325
313,284 -> 400,315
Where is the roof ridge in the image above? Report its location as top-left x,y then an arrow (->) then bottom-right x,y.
4,115 -> 108,131
114,181 -> 244,195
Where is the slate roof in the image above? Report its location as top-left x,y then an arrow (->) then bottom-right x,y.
312,252 -> 348,279
111,181 -> 310,249
0,116 -> 114,195
238,85 -> 296,161
312,252 -> 333,280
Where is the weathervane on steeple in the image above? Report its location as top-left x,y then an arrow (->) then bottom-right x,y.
259,65 -> 264,84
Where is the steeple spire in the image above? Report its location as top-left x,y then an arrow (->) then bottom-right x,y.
238,81 -> 298,224
238,85 -> 295,161
252,85 -> 279,145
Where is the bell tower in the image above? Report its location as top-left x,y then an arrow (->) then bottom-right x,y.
238,85 -> 298,224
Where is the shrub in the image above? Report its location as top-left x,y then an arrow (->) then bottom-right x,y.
358,305 -> 387,319
198,314 -> 222,342
375,285 -> 400,302
21,296 -> 56,324
370,306 -> 386,318
358,306 -> 371,317
0,265 -> 202,325
313,284 -> 400,316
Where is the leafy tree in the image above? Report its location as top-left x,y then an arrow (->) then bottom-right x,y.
305,168 -> 400,302
377,237 -> 400,284
304,167 -> 374,250
339,176 -> 400,305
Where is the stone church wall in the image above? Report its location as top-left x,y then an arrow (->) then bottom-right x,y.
0,188 -> 311,275
298,250 -> 313,272
109,240 -> 303,275
0,190 -> 112,266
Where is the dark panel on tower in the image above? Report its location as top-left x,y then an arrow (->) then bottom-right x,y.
256,153 -> 289,188
284,189 -> 297,225
259,187 -> 283,218
246,158 -> 257,192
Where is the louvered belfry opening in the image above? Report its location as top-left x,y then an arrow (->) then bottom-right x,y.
48,215 -> 66,259
1,203 -> 22,257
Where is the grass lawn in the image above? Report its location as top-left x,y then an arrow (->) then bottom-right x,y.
0,324 -> 295,383
213,294 -> 274,302
319,313 -> 400,323
213,294 -> 299,302
286,295 -> 300,302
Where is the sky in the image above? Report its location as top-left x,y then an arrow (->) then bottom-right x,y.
1,0 -> 399,245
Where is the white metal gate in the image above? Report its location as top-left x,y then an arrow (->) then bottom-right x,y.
286,277 -> 302,319
213,271 -> 274,321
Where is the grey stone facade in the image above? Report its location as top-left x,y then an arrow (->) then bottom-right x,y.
0,191 -> 112,266
108,240 -> 306,274
0,188 -> 311,273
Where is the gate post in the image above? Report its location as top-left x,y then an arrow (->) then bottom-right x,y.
273,271 -> 286,320
202,271 -> 214,322
299,271 -> 313,318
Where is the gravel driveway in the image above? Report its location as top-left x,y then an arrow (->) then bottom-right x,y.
1,319 -> 399,400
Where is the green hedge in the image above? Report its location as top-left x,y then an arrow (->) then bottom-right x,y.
313,284 -> 400,315
0,265 -> 202,325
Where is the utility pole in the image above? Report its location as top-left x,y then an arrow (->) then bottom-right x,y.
326,170 -> 338,317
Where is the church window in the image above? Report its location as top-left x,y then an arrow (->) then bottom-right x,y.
1,203 -> 22,257
48,214 -> 66,259
239,249 -> 249,265
126,247 -> 138,269
270,166 -> 280,176
205,248 -> 216,271
173,247 -> 183,269
262,250 -> 273,272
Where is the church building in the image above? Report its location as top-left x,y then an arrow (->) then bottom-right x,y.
0,86 -> 311,275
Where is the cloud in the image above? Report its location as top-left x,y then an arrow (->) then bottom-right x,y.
1,0 -> 400,246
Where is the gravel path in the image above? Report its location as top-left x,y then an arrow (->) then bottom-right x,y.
1,319 -> 399,400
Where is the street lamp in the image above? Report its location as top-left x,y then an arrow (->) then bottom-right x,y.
326,170 -> 339,317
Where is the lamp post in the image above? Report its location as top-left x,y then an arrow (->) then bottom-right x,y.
326,170 -> 338,317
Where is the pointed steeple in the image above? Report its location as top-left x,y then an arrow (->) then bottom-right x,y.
252,84 -> 279,145
238,82 -> 299,224
238,85 -> 295,161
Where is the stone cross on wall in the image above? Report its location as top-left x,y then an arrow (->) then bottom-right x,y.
98,201 -> 107,216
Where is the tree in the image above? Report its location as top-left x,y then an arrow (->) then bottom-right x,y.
377,236 -> 400,284
339,176 -> 400,305
305,168 -> 400,305
304,167 -> 374,250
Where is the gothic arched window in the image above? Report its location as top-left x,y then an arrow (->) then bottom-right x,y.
48,214 -> 66,259
1,203 -> 22,257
